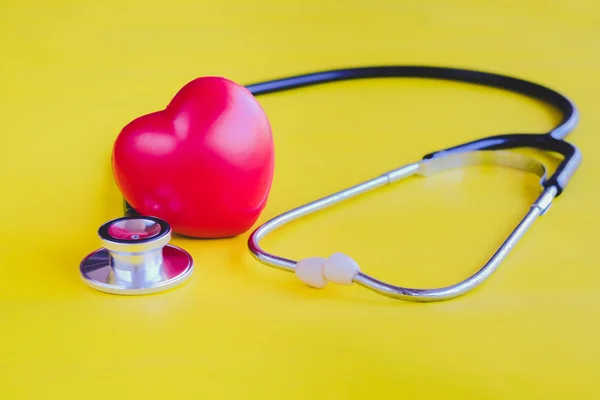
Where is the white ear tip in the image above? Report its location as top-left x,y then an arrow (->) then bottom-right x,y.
324,252 -> 360,285
295,257 -> 327,289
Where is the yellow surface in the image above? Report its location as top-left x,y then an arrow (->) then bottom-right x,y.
1,0 -> 599,398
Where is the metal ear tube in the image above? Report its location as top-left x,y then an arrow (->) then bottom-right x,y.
80,216 -> 194,295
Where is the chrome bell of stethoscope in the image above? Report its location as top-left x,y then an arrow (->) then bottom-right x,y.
80,215 -> 194,295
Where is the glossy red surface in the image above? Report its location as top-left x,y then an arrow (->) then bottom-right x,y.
112,77 -> 275,238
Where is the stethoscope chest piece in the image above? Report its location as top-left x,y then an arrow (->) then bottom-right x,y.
80,216 -> 194,295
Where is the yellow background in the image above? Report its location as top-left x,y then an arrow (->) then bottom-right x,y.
1,0 -> 598,398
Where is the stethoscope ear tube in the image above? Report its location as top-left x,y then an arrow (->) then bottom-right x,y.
247,148 -> 564,301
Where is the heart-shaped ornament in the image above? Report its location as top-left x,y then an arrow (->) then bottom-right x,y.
112,76 -> 275,238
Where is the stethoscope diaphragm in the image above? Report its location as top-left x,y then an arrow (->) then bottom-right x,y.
80,216 -> 194,295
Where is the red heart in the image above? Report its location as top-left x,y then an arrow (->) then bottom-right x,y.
111,76 -> 275,238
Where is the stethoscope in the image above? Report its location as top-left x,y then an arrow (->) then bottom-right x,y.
80,65 -> 582,301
